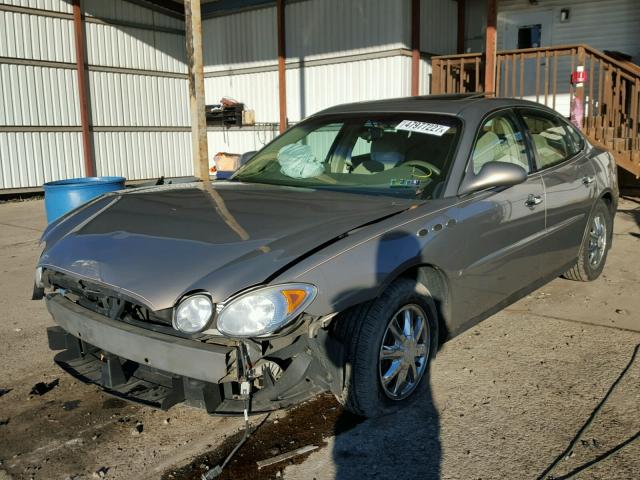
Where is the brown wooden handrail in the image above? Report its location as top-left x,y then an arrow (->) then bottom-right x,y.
431,44 -> 640,177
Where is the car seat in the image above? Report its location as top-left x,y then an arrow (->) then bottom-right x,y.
352,134 -> 405,174
531,133 -> 565,168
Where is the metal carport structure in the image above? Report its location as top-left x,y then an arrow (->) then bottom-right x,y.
1,0 -> 499,191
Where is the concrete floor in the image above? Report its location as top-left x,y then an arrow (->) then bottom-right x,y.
0,198 -> 638,480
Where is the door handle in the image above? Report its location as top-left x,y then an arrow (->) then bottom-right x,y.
525,194 -> 543,207
582,175 -> 595,185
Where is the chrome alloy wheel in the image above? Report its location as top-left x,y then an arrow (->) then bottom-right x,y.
378,304 -> 430,400
588,214 -> 607,267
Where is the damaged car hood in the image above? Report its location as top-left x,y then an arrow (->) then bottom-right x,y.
39,182 -> 418,310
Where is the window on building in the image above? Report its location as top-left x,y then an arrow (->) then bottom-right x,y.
517,24 -> 542,49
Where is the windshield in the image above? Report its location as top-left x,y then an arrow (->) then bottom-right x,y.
232,114 -> 461,199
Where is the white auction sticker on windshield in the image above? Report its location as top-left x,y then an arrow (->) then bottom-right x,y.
396,120 -> 450,136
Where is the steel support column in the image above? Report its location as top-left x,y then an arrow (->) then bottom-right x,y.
72,0 -> 95,177
185,0 -> 209,180
484,0 -> 497,94
277,0 -> 287,133
411,0 -> 420,96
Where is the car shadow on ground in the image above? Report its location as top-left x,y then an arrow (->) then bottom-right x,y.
618,202 -> 640,239
331,381 -> 441,480
327,230 -> 442,479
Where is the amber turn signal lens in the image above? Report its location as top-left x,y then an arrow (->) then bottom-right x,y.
281,289 -> 308,313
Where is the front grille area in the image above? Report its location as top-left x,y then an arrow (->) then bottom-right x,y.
45,270 -> 174,329
44,270 -> 236,348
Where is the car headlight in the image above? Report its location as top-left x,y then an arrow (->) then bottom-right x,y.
173,294 -> 214,333
216,284 -> 317,338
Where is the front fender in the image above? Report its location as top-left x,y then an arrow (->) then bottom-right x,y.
272,203 -> 457,316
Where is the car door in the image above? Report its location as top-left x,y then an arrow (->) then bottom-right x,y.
449,109 -> 548,325
517,108 -> 596,275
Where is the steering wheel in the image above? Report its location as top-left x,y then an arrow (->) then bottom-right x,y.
402,160 -> 442,177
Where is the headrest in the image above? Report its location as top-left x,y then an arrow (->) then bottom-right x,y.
371,134 -> 405,167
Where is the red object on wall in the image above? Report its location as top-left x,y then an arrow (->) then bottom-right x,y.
572,69 -> 587,85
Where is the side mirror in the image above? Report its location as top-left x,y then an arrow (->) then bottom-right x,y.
459,161 -> 527,196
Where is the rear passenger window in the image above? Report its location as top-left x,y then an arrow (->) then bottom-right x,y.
471,113 -> 530,174
521,111 -> 576,170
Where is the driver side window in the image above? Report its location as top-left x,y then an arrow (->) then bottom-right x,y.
472,113 -> 530,174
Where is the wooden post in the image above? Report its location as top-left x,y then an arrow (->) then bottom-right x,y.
432,58 -> 441,94
484,0 -> 497,95
72,0 -> 95,177
457,0 -> 466,54
277,0 -> 287,133
571,46 -> 586,130
185,0 -> 209,180
411,0 -> 420,96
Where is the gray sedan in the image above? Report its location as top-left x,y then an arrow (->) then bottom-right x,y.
35,95 -> 618,418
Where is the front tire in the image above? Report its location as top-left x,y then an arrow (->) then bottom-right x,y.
333,278 -> 438,418
564,199 -> 612,282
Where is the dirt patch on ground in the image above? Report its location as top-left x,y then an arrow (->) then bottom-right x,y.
163,394 -> 363,480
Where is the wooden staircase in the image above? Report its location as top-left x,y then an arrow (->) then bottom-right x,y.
431,45 -> 640,178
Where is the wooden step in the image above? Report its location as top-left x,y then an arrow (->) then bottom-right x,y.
585,133 -> 640,178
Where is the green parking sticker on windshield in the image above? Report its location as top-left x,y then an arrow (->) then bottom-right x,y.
396,120 -> 450,136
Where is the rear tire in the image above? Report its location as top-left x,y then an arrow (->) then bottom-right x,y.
564,199 -> 612,282
333,278 -> 438,418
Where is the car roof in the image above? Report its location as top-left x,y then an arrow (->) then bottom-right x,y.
313,94 -> 550,118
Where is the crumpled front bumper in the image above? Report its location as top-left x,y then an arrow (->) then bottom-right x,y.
47,294 -> 233,383
45,294 -> 337,414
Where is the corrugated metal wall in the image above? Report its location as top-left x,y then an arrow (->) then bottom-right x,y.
285,0 -> 410,62
208,128 -> 278,157
0,0 -> 83,189
82,0 -> 192,181
0,9 -> 75,62
1,0 -> 72,14
0,63 -> 80,125
203,5 -> 277,73
203,0 -> 454,156
0,0 -> 191,191
205,54 -> 419,124
420,0 -> 458,55
283,55 -> 414,122
1,0 -> 461,189
85,23 -> 187,73
463,0 -> 487,53
89,72 -> 189,127
0,131 -> 84,190
93,130 -> 191,179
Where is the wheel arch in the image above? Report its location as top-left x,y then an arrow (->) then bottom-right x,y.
387,263 -> 453,345
599,189 -> 616,216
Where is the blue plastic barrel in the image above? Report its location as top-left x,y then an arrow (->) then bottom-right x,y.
43,176 -> 126,223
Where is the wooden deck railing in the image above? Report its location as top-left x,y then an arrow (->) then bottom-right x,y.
432,45 -> 640,177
